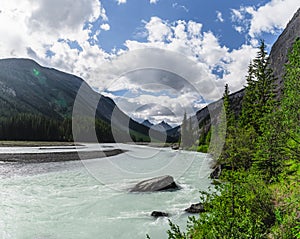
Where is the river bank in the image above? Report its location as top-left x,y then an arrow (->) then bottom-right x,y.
0,149 -> 125,163
0,140 -> 81,147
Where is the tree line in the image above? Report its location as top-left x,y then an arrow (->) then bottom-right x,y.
0,112 -> 153,143
0,113 -> 118,143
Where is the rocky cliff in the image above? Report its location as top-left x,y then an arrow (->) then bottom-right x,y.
269,8 -> 300,94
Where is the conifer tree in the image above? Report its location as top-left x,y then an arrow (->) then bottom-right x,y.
240,41 -> 277,133
188,116 -> 194,147
180,112 -> 188,148
255,39 -> 300,181
223,83 -> 235,127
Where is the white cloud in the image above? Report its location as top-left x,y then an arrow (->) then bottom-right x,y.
145,17 -> 172,42
100,23 -> 110,31
28,0 -> 102,34
248,0 -> 299,37
231,0 -> 299,37
117,0 -> 126,4
221,44 -> 257,92
106,85 -> 204,125
234,26 -> 243,33
231,8 -> 244,21
0,0 -> 106,59
94,17 -> 258,123
187,21 -> 202,36
230,6 -> 254,34
216,11 -> 224,22
0,1 -> 270,124
150,0 -> 158,4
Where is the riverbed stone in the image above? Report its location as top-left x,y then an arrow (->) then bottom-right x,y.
130,175 -> 179,192
185,203 -> 205,213
151,211 -> 169,218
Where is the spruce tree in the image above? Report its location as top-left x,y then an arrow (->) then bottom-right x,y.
255,39 -> 300,181
180,112 -> 188,148
240,40 -> 277,133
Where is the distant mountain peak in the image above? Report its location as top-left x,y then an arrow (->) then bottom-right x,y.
157,121 -> 172,130
142,119 -> 154,128
141,119 -> 173,131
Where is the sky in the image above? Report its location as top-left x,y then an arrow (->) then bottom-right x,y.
0,0 -> 299,125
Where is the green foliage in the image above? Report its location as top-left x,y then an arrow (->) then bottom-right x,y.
254,38 -> 300,182
221,125 -> 257,171
269,180 -> 300,239
188,173 -> 275,239
167,220 -> 187,239
280,38 -> 300,162
196,127 -> 211,153
130,130 -> 150,142
196,145 -> 208,153
162,39 -> 300,239
223,83 -> 234,126
254,110 -> 286,182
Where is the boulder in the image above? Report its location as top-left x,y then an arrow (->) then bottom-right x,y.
151,211 -> 169,218
185,203 -> 205,213
130,175 -> 179,192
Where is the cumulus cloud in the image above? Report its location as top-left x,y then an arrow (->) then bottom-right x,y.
248,0 -> 299,37
231,0 -> 299,37
95,17 -> 258,123
150,0 -> 159,4
0,0 -> 106,60
145,17 -> 172,42
0,0 -> 277,124
104,82 -> 205,125
28,0 -> 101,34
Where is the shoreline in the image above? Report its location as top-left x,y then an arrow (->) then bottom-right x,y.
0,141 -> 82,147
0,149 -> 126,164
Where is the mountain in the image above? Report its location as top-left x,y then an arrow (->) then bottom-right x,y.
0,58 -> 167,142
141,119 -> 179,141
193,8 -> 300,137
166,125 -> 180,140
142,120 -> 173,131
141,120 -> 154,128
0,58 -> 124,121
156,121 -> 173,131
269,8 -> 300,94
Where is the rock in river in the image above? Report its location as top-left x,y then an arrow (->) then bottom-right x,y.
151,211 -> 169,218
130,175 -> 180,192
185,203 -> 205,213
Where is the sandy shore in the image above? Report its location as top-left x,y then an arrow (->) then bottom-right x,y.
0,149 -> 125,163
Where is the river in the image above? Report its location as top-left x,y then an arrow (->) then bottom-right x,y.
0,143 -> 213,239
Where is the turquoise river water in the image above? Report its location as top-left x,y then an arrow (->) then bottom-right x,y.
0,143 -> 213,239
